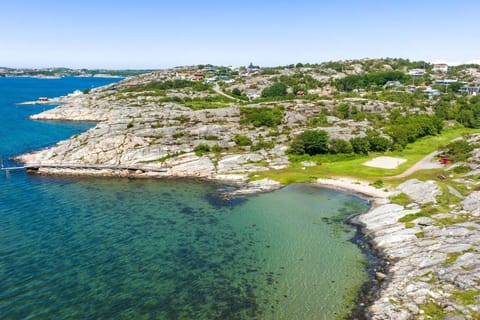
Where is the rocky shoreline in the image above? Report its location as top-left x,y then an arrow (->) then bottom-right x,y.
20,155 -> 480,319
17,76 -> 480,319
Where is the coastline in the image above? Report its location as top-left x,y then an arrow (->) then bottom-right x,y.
15,77 -> 480,319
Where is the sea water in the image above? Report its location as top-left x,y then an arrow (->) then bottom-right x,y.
0,77 -> 370,319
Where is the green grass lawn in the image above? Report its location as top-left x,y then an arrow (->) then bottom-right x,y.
256,126 -> 480,185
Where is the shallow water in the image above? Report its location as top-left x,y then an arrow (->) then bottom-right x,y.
0,77 -> 370,319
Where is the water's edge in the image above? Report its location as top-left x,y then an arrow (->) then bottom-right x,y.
22,170 -> 389,319
347,209 -> 388,320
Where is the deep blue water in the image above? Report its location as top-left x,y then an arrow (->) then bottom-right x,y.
0,77 -> 370,319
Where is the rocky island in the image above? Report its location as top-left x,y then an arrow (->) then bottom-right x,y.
16,59 -> 480,319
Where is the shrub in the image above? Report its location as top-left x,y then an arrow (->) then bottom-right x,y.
368,136 -> 391,152
289,139 -> 305,155
240,106 -> 284,127
329,138 -> 353,154
194,144 -> 210,156
234,134 -> 252,146
251,140 -> 274,151
350,137 -> 370,155
440,139 -> 474,162
386,114 -> 443,147
307,114 -> 330,127
370,180 -> 384,189
334,103 -> 351,119
452,165 -> 471,174
211,144 -> 223,153
231,88 -> 242,96
261,82 -> 288,97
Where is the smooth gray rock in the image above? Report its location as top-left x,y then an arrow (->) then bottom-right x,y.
397,179 -> 442,204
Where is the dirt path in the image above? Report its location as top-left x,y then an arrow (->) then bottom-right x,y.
387,151 -> 441,179
213,84 -> 240,101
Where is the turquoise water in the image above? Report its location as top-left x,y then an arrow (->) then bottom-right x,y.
0,77 -> 370,319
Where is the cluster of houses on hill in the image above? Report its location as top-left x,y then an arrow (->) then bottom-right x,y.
163,63 -> 262,85
394,63 -> 480,97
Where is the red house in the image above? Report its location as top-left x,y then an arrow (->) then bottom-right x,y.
439,157 -> 452,165
191,73 -> 204,81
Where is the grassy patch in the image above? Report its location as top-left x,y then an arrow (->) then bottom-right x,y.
445,248 -> 474,265
370,179 -> 384,189
451,289 -> 480,305
435,215 -> 470,227
295,127 -> 479,181
250,167 -> 319,185
252,127 -> 479,186
418,302 -> 446,319
415,231 -> 425,238
388,192 -> 412,205
405,222 -> 415,228
445,252 -> 463,265
416,271 -> 436,284
398,207 -> 438,223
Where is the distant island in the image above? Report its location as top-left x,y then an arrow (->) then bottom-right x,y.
0,66 -> 156,78
15,58 -> 480,319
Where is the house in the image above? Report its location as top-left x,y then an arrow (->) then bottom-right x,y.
439,157 -> 452,165
239,68 -> 250,77
175,72 -> 190,80
432,63 -> 448,73
434,79 -> 458,85
460,85 -> 480,96
408,68 -> 426,76
205,77 -> 217,84
423,87 -> 441,97
384,81 -> 404,88
204,66 -> 217,72
191,73 -> 204,81
296,90 -> 305,96
247,92 -> 261,100
407,85 -> 417,93
248,62 -> 261,71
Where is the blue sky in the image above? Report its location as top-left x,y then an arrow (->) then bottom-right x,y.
1,0 -> 479,69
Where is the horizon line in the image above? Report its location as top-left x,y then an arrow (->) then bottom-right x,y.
2,58 -> 480,71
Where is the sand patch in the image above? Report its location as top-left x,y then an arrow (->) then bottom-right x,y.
363,156 -> 407,169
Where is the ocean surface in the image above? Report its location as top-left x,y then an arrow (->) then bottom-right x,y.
0,77 -> 370,319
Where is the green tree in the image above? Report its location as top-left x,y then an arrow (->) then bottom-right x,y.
261,82 -> 288,98
231,88 -> 241,96
440,140 -> 474,162
368,136 -> 391,152
350,137 -> 370,155
329,139 -> 353,154
290,130 -> 329,155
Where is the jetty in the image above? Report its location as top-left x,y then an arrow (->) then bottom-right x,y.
1,163 -> 168,174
